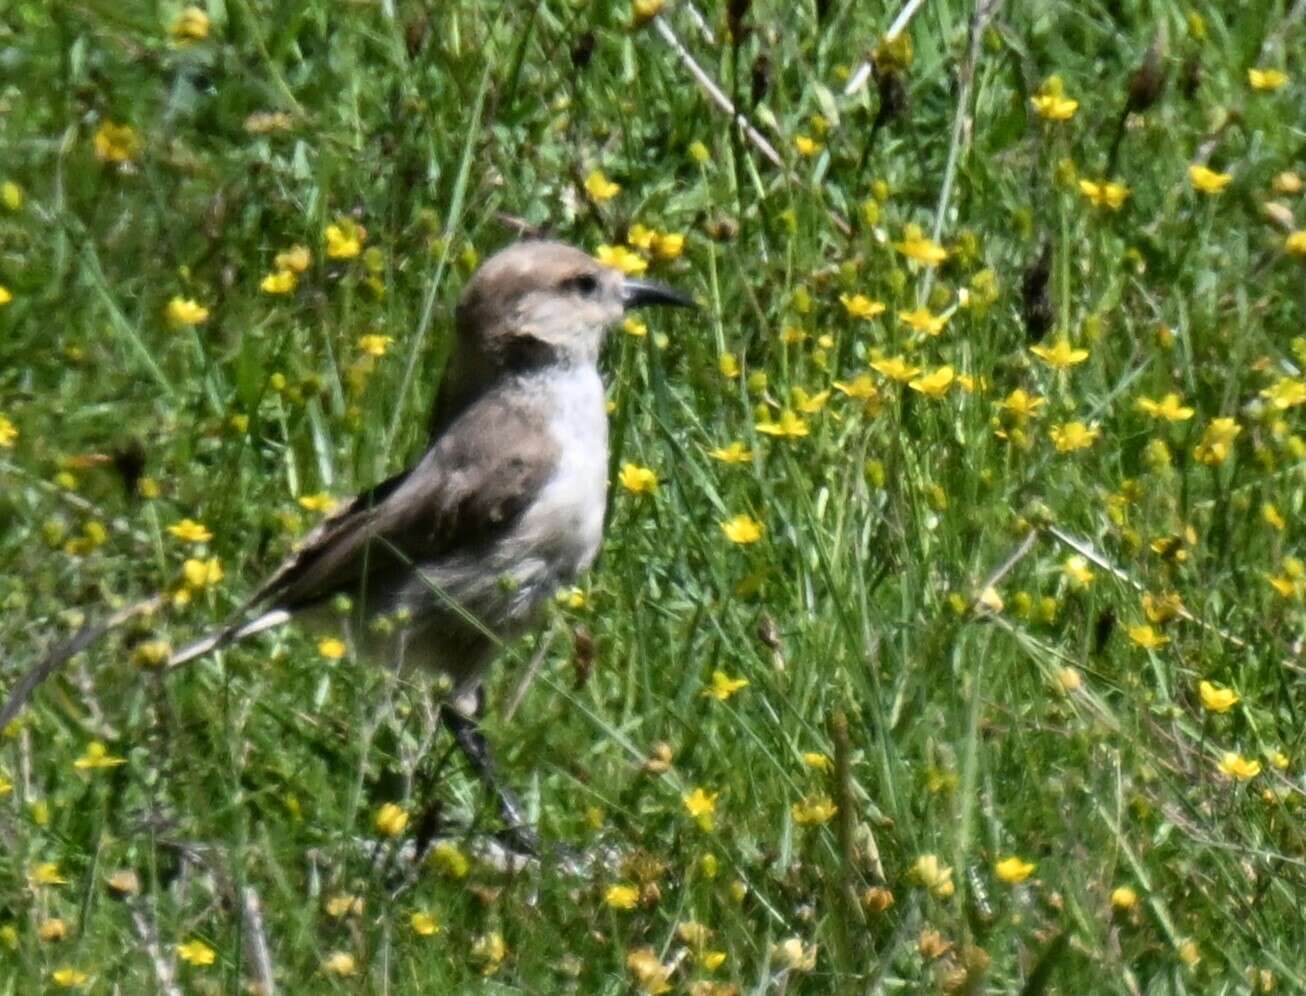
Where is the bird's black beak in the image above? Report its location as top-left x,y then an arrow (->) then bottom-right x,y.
621,277 -> 696,310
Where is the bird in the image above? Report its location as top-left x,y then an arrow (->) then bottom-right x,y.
3,239 -> 694,853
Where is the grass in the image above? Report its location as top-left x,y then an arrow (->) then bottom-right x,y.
3,0 -> 1306,992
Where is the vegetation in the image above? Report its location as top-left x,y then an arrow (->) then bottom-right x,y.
3,0 -> 1305,991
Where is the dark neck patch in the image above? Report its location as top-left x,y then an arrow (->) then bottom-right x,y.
499,333 -> 564,375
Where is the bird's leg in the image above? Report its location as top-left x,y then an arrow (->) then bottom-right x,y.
440,700 -> 541,856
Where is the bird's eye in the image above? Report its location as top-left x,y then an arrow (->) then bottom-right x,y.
562,273 -> 599,296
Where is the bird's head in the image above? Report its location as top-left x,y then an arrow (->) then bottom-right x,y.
455,241 -> 693,368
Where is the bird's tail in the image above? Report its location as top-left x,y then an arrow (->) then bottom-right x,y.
168,609 -> 291,667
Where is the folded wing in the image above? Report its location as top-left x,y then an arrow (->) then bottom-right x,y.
253,397 -> 559,613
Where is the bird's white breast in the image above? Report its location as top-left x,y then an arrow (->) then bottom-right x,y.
511,363 -> 608,584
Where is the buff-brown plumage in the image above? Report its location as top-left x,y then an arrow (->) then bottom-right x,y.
168,241 -> 692,698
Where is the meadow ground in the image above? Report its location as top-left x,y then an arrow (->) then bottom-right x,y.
3,0 -> 1306,992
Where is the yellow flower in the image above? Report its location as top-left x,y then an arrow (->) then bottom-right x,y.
374,802 -> 408,837
167,518 -> 212,544
323,951 -> 357,976
627,947 -> 673,993
794,135 -> 823,157
471,932 -> 507,975
1268,570 -> 1303,599
0,774 -> 11,796
1128,624 -> 1169,649
756,409 -> 809,439
182,556 -> 223,589
1264,503 -> 1286,532
1049,421 -> 1098,452
871,355 -> 922,382
1193,417 -> 1241,465
682,787 -> 718,831
718,352 -> 740,378
911,854 -> 955,899
772,937 -> 818,971
626,223 -> 657,250
995,388 -> 1045,421
29,862 -> 69,887
1248,68 -> 1289,91
604,883 -> 640,910
177,939 -> 216,966
358,333 -> 393,357
101,866 -> 137,898
653,232 -> 685,260
1062,555 -> 1094,587
1217,751 -> 1261,781
1188,163 -> 1232,195
430,841 -> 470,878
802,752 -> 832,772
688,140 -> 711,164
260,269 -> 297,294
898,306 -> 949,335
93,122 -> 140,163
892,226 -> 949,266
1030,337 -> 1089,369
317,637 -> 346,660
619,462 -> 658,495
791,387 -> 829,413
38,918 -> 70,942
703,670 -> 749,700
632,0 -> 665,26
1274,170 -> 1304,194
325,219 -> 365,259
298,492 -> 337,513
1057,667 -> 1082,693
1078,179 -> 1130,210
165,296 -> 209,327
974,586 -> 1004,613
839,293 -> 886,320
410,910 -> 440,935
1030,76 -> 1078,120
74,741 -> 126,770
791,794 -> 838,825
596,243 -> 648,276
908,365 -> 955,399
719,514 -> 763,546
584,168 -> 620,202
1143,592 -> 1183,624
274,245 -> 312,273
622,316 -> 648,338
169,6 -> 211,43
708,441 -> 752,463
1199,680 -> 1239,713
995,856 -> 1035,884
557,586 -> 587,609
1286,231 -> 1306,257
1260,376 -> 1306,409
1136,393 -> 1195,422
1110,885 -> 1138,911
699,951 -> 728,972
51,968 -> 90,989
324,893 -> 363,918
0,285 -> 11,306
1,180 -> 22,211
833,374 -> 879,404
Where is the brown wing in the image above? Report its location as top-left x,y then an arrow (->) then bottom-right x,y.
253,396 -> 559,612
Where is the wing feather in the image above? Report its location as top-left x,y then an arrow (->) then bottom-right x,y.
254,394 -> 559,612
